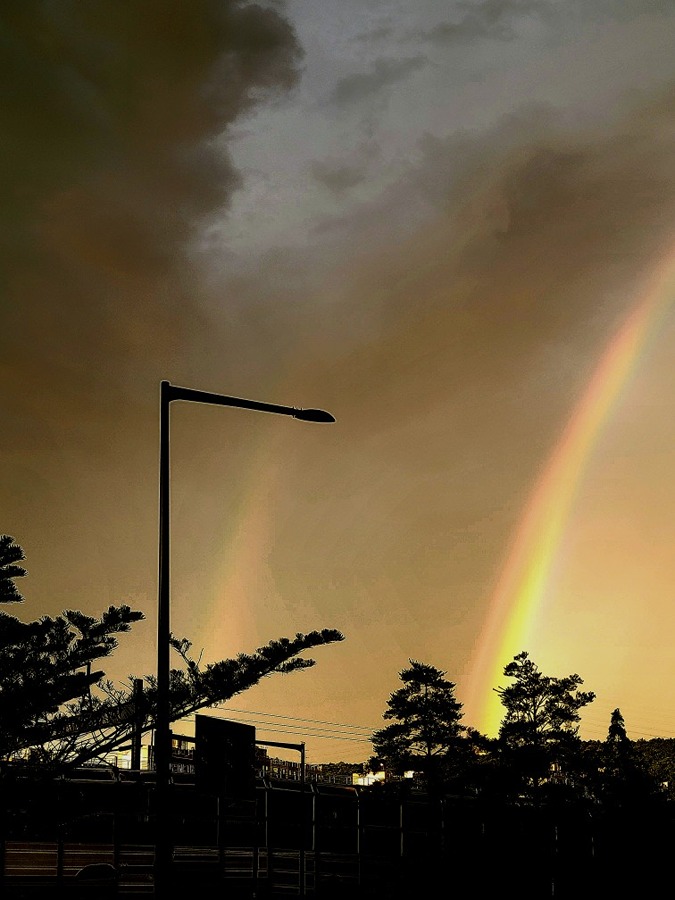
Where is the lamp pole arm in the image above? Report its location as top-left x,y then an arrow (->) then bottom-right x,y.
167,382 -> 335,422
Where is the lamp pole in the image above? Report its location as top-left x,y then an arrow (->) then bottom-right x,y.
154,380 -> 335,896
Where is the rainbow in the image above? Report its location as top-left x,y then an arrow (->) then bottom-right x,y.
465,248 -> 675,736
201,426 -> 287,659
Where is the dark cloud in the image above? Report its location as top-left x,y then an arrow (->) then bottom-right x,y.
0,0 -> 306,633
0,0 -> 302,409
329,55 -> 428,106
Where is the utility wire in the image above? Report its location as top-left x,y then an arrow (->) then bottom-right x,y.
181,711 -> 373,743
180,706 -> 675,744
226,722 -> 369,742
215,707 -> 374,733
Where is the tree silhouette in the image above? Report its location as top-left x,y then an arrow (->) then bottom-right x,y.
599,708 -> 662,809
0,536 -> 343,775
370,660 -> 465,791
606,708 -> 629,746
495,651 -> 595,797
0,535 -> 27,603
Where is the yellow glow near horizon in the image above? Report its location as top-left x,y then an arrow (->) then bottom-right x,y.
465,247 -> 675,736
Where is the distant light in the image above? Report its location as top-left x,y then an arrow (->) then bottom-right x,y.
293,408 -> 336,423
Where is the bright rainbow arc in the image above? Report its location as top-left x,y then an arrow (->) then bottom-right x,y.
465,249 -> 675,736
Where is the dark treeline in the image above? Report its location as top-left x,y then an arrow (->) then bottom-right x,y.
366,656 -> 675,813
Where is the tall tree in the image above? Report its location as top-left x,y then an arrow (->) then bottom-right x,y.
370,660 -> 465,790
599,708 -> 662,808
495,651 -> 595,794
607,707 -> 629,746
0,536 -> 344,775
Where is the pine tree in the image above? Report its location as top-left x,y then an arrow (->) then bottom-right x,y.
607,707 -> 629,748
370,660 -> 465,791
495,651 -> 595,794
0,536 -> 343,775
601,707 -> 661,808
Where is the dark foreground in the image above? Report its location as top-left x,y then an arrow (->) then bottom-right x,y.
2,773 -> 672,898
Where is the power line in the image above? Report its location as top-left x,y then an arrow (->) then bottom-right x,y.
181,712 -> 373,743
218,707 -> 374,733
181,706 -> 675,745
228,722 -> 369,743
226,719 -> 370,742
582,711 -> 675,740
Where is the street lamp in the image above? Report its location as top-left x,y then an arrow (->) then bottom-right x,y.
154,380 -> 335,896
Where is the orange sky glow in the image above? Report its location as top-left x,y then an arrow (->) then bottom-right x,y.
2,1 -> 675,763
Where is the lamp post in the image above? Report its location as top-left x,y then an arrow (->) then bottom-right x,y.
154,380 -> 335,896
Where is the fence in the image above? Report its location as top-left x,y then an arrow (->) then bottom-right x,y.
2,771 -> 675,897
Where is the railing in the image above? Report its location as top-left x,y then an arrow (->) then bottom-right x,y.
4,775 -> 675,898
0,776 -> 431,897
0,842 -> 365,898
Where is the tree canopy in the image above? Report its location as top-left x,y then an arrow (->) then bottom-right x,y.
592,707 -> 665,808
370,660 -> 465,790
495,651 -> 595,793
0,535 -> 344,776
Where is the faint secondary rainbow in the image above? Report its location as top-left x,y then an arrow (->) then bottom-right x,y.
201,430 -> 287,660
198,373 -> 322,662
466,248 -> 675,736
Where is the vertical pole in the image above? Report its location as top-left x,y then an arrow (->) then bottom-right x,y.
356,788 -> 362,890
113,780 -> 121,876
56,830 -> 64,888
264,780 -> 269,868
253,781 -> 260,896
217,794 -> 226,875
299,743 -> 306,898
311,784 -> 318,898
155,380 -> 172,897
399,797 -> 404,859
265,783 -> 273,897
131,679 -> 143,771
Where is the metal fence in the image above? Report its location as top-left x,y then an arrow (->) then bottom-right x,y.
2,772 -> 674,898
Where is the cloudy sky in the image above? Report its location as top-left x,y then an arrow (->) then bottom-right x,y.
2,0 -> 675,763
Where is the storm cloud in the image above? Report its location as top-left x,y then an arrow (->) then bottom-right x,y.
1,1 -> 302,400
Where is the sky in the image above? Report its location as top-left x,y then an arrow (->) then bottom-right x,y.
2,0 -> 675,764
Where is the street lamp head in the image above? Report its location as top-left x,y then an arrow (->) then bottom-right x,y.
293,408 -> 336,423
